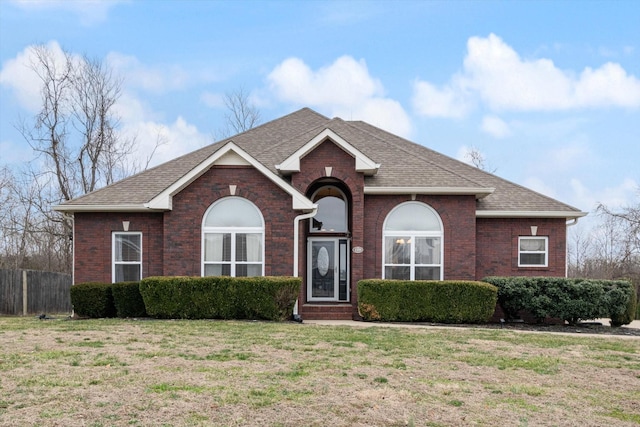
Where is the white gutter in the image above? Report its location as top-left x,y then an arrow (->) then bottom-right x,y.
292,207 -> 318,316
565,216 -> 581,277
477,210 -> 588,219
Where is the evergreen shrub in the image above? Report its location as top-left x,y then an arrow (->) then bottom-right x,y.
357,280 -> 497,323
69,282 -> 116,318
139,276 -> 300,321
111,281 -> 146,318
483,276 -> 636,326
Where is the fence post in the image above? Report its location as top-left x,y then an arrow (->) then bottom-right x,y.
22,270 -> 28,316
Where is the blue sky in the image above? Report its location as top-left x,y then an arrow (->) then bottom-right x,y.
1,0 -> 639,227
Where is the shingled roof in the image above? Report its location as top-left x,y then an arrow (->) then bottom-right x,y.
54,107 -> 585,219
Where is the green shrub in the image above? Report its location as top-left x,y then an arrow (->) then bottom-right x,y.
111,281 -> 146,318
139,276 -> 300,321
357,280 -> 497,323
69,282 -> 116,318
604,281 -> 637,327
483,277 -> 636,326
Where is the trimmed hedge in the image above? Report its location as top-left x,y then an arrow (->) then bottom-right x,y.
69,282 -> 116,318
139,276 -> 300,321
357,280 -> 497,323
483,276 -> 637,326
111,281 -> 146,318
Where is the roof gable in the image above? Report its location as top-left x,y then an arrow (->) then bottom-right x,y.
147,142 -> 314,211
275,128 -> 380,175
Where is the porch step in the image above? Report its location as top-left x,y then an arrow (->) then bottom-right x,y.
301,304 -> 354,320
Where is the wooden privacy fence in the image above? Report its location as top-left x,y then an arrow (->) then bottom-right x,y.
0,269 -> 72,315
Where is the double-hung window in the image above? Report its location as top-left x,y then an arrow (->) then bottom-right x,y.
202,197 -> 264,277
383,202 -> 444,280
518,236 -> 548,267
113,232 -> 142,282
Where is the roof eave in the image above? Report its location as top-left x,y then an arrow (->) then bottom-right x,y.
364,186 -> 495,199
476,210 -> 588,219
52,204 -> 165,213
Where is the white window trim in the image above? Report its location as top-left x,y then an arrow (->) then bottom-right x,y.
381,202 -> 444,281
518,236 -> 549,267
201,197 -> 265,277
112,231 -> 142,283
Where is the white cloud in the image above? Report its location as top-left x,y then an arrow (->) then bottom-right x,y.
10,0 -> 124,26
106,52 -> 191,94
122,116 -> 209,169
267,56 -> 412,137
412,79 -> 472,119
200,91 -> 224,109
413,33 -> 640,118
480,115 -> 511,138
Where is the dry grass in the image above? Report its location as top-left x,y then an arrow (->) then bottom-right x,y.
0,317 -> 639,427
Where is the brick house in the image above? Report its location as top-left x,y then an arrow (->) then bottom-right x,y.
54,108 -> 586,320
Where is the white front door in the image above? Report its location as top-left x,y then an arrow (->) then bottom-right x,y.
307,238 -> 349,302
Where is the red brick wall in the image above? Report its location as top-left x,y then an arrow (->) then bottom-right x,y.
164,165 -> 299,277
363,194 -> 478,281
73,212 -> 163,284
475,217 -> 567,279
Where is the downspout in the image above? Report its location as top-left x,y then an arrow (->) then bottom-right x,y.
565,217 -> 580,277
292,207 -> 318,319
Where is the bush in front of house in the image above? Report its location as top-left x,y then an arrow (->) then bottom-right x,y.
70,282 -> 116,318
111,281 -> 146,318
139,276 -> 300,321
483,276 -> 636,326
357,279 -> 498,323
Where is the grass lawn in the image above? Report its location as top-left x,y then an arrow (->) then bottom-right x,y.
0,317 -> 639,427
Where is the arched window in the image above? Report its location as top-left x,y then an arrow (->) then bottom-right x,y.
202,197 -> 264,277
309,186 -> 348,233
382,202 -> 443,280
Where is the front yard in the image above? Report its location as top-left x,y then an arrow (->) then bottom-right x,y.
0,317 -> 638,426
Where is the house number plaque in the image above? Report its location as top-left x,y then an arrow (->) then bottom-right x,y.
352,246 -> 364,254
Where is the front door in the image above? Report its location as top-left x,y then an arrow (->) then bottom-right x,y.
307,238 -> 349,302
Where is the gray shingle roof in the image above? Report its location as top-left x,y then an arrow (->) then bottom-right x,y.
55,107 -> 585,217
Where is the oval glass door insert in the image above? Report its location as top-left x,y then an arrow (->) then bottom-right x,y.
317,246 -> 330,276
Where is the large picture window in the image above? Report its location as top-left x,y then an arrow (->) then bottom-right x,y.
113,232 -> 142,282
518,236 -> 548,267
383,202 -> 443,280
202,197 -> 264,277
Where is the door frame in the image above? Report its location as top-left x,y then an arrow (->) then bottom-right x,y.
307,237 -> 350,302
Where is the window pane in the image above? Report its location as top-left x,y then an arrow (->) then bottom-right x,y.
520,253 -> 546,265
236,233 -> 262,262
115,264 -> 140,282
416,267 -> 440,280
236,264 -> 262,277
204,264 -> 231,276
385,236 -> 411,264
115,234 -> 141,262
385,203 -> 441,231
205,197 -> 262,227
520,238 -> 545,251
415,237 -> 440,264
204,233 -> 231,262
312,195 -> 347,232
385,266 -> 410,280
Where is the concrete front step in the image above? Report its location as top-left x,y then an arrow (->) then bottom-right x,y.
301,304 -> 354,320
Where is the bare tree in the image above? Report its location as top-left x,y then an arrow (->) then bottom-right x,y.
463,146 -> 497,173
5,44 -> 138,273
217,87 -> 262,139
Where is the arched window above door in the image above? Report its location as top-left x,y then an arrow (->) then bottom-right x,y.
309,186 -> 348,233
